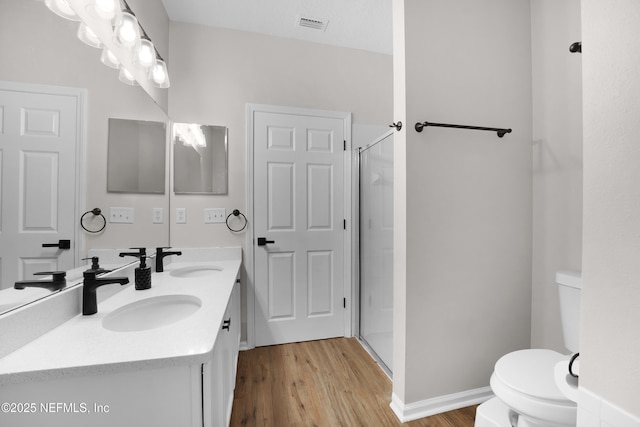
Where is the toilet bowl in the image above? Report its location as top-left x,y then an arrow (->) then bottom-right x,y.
475,271 -> 581,427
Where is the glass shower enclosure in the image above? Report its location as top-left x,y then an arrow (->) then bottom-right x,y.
359,131 -> 394,374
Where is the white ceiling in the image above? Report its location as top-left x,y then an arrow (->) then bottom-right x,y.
160,0 -> 393,55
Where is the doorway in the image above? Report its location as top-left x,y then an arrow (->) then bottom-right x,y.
358,130 -> 394,373
247,104 -> 352,348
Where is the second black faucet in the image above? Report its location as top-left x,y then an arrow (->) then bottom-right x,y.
155,247 -> 182,272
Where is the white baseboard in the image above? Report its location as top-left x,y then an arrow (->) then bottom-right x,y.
578,387 -> 640,427
390,387 -> 493,423
239,340 -> 250,351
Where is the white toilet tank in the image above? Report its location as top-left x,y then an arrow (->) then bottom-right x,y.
556,270 -> 582,353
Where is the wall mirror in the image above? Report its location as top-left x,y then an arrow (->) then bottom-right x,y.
173,123 -> 228,195
107,118 -> 167,194
0,1 -> 170,315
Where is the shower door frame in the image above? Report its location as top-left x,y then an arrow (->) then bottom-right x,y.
356,129 -> 394,377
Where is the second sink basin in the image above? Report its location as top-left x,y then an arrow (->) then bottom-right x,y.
169,265 -> 223,278
102,294 -> 202,332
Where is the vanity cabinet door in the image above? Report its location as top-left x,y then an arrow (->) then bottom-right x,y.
203,279 -> 241,427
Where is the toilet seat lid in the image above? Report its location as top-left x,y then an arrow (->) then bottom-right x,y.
494,349 -> 568,402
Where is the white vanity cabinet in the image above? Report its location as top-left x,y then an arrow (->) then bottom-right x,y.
203,278 -> 241,427
0,265 -> 242,427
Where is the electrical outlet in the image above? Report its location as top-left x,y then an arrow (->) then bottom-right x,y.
204,208 -> 226,224
153,208 -> 164,224
109,207 -> 134,223
176,208 -> 187,224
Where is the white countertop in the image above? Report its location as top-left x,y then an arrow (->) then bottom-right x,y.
0,259 -> 241,386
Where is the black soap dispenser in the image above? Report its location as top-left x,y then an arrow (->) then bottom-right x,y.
135,255 -> 152,290
82,257 -> 110,274
119,248 -> 151,290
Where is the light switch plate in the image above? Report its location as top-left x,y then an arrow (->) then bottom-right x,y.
153,208 -> 163,224
110,207 -> 134,223
204,208 -> 226,224
176,208 -> 187,224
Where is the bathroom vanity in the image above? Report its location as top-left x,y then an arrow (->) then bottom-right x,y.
0,248 -> 241,427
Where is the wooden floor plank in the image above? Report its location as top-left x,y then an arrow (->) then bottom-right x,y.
230,337 -> 478,427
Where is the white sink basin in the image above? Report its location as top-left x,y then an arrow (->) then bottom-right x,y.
169,265 -> 223,278
102,294 -> 202,332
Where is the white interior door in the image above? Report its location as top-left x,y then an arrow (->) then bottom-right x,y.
0,83 -> 80,290
253,109 -> 347,347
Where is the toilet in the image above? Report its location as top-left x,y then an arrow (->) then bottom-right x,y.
475,270 -> 581,427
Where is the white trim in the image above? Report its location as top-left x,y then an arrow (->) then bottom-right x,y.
390,387 -> 493,423
0,80 -> 86,268
577,387 -> 640,427
245,103 -> 352,349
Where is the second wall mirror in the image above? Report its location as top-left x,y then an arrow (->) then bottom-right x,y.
172,123 -> 228,195
107,118 -> 167,194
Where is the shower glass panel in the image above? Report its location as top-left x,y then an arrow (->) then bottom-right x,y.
359,131 -> 394,373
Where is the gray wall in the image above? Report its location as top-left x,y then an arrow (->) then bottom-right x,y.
393,0 -> 533,404
530,0 -> 583,351
581,0 -> 640,418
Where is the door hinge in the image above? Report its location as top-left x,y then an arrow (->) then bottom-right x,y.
343,219 -> 346,230
343,298 -> 346,308
343,140 -> 346,151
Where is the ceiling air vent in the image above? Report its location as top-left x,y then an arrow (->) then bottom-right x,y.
297,16 -> 329,31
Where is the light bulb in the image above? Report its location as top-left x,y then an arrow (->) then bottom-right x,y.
118,67 -> 138,86
118,67 -> 139,86
93,0 -> 116,20
150,59 -> 170,88
100,48 -> 120,69
77,23 -> 102,48
136,38 -> 156,69
45,0 -> 80,21
115,11 -> 140,49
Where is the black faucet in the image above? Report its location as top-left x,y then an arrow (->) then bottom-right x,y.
14,271 -> 67,292
119,247 -> 146,261
82,271 -> 129,315
155,247 -> 182,272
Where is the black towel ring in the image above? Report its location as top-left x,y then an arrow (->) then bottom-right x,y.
226,209 -> 247,232
81,208 -> 106,233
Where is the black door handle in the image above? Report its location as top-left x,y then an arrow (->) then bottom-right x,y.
42,239 -> 71,250
257,237 -> 275,246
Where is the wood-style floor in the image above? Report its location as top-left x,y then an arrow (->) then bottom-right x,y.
230,337 -> 478,426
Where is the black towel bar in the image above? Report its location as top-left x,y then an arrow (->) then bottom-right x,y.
415,121 -> 512,138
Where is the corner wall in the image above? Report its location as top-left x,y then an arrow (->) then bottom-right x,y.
580,0 -> 640,419
392,0 -> 533,414
530,0 -> 583,351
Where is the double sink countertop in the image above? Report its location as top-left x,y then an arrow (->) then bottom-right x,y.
0,254 -> 241,386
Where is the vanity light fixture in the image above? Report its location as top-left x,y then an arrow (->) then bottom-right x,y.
44,0 -> 170,89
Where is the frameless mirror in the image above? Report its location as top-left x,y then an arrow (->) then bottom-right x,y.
107,118 -> 167,194
173,123 -> 228,195
0,0 -> 171,316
